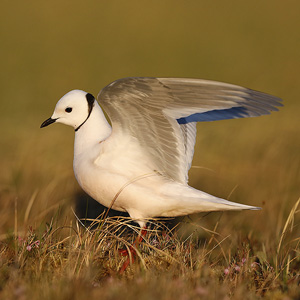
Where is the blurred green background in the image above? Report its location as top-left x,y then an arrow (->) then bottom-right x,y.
0,1 -> 299,239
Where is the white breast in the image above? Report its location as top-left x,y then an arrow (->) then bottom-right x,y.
73,132 -> 159,212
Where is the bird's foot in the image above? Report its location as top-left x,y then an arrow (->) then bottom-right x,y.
118,227 -> 147,274
118,246 -> 136,257
118,247 -> 137,274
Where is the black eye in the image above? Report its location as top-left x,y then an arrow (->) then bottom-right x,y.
65,107 -> 72,113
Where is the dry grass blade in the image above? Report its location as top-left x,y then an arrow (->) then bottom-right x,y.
277,197 -> 300,255
24,189 -> 38,224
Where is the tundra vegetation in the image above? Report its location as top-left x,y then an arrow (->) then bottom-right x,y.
0,1 -> 299,299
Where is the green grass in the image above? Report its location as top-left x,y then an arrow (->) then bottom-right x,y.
0,0 -> 299,299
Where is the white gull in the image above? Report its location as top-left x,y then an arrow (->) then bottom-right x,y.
41,77 -> 282,228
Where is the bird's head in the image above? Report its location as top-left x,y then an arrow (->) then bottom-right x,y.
40,90 -> 95,131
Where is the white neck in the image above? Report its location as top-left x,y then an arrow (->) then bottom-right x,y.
74,101 -> 112,157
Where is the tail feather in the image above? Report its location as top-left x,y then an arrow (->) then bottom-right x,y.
198,195 -> 261,211
161,183 -> 260,217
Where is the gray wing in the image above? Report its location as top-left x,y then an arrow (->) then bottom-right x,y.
98,77 -> 282,184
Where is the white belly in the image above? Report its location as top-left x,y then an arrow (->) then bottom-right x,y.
73,137 -> 162,214
73,145 -> 252,227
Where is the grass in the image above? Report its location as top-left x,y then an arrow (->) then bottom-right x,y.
0,0 -> 300,298
0,194 -> 299,299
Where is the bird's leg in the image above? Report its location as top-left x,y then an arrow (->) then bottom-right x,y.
119,226 -> 147,274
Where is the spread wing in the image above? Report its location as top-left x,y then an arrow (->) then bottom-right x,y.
98,77 -> 282,184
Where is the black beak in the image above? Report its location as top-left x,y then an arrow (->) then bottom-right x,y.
40,117 -> 58,128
